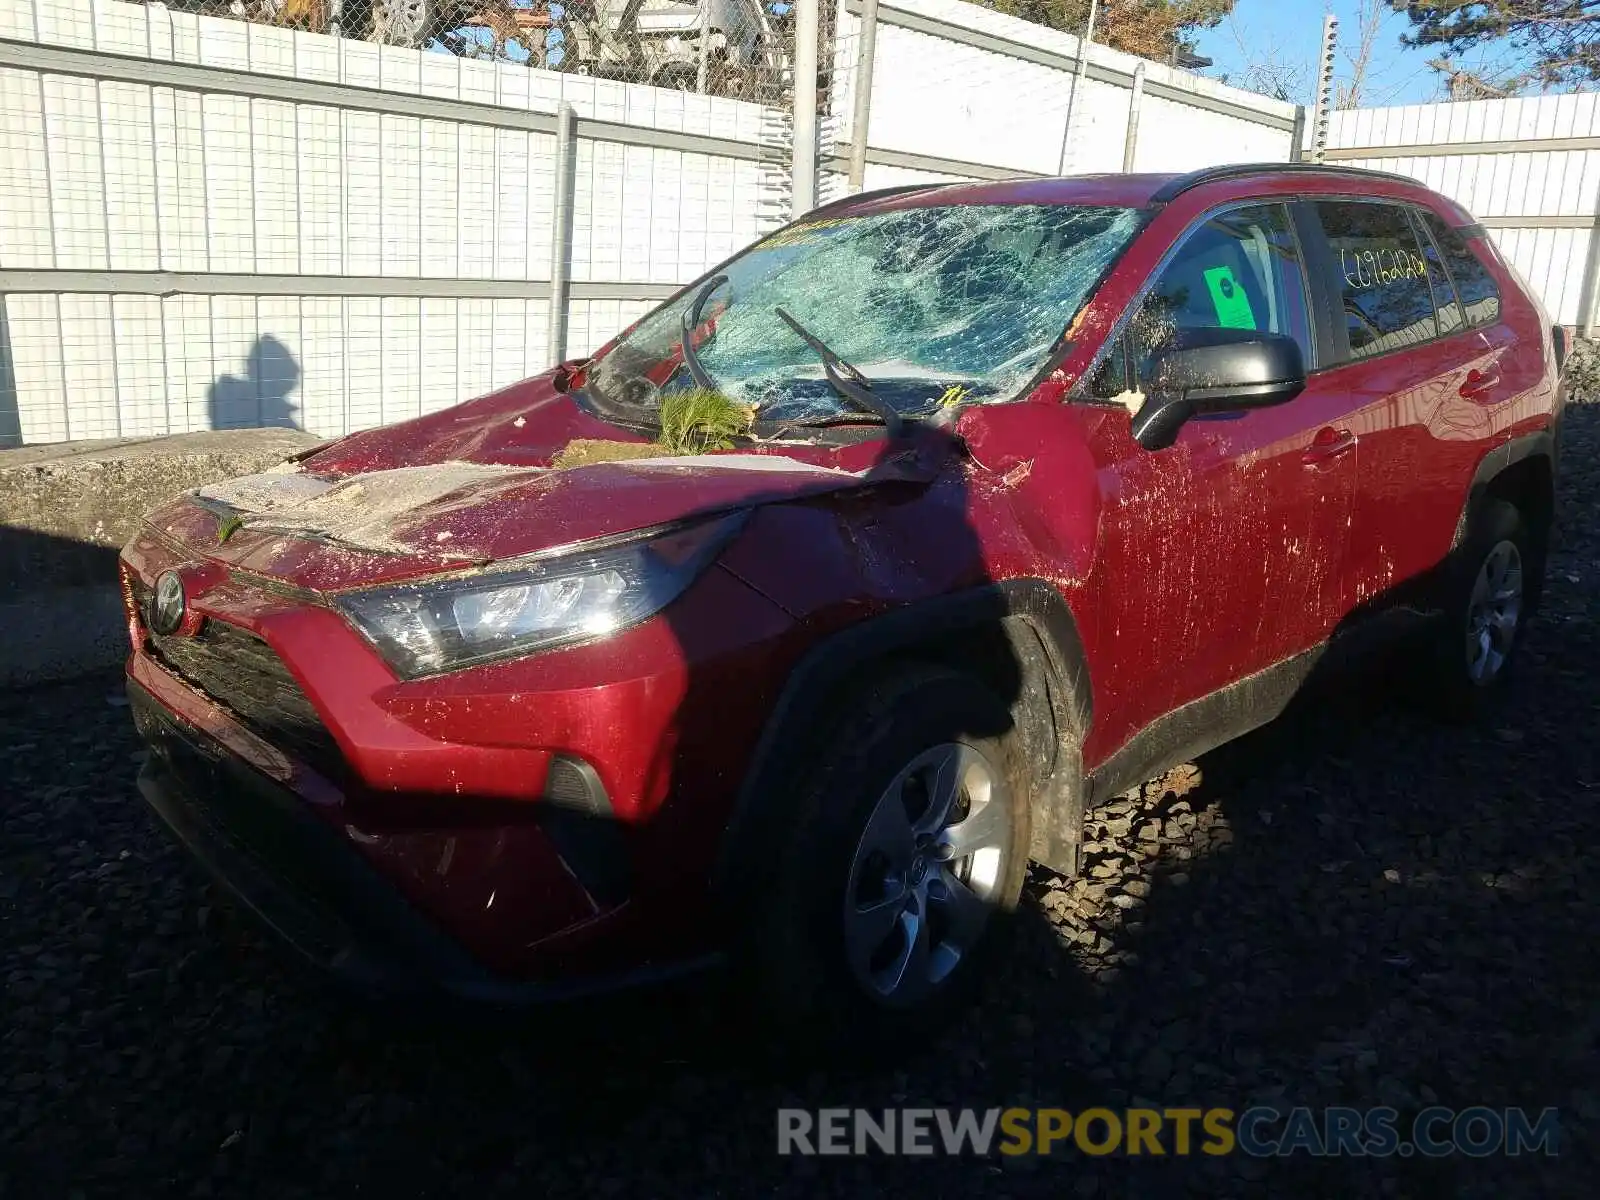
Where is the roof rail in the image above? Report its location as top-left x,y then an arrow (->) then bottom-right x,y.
801,182 -> 949,220
1149,162 -> 1423,204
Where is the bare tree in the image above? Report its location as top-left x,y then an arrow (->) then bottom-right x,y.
985,0 -> 1237,63
1335,0 -> 1392,109
1219,1 -> 1418,109
1216,11 -> 1311,101
1428,55 -> 1516,98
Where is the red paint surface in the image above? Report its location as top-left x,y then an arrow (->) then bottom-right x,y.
123,168 -> 1564,983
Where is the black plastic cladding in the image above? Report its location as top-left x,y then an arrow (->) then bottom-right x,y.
712,578 -> 1094,895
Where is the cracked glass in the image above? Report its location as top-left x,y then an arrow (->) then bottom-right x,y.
581,203 -> 1144,425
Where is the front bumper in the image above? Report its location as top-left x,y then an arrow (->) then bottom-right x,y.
119,521 -> 801,985
130,680 -> 716,1005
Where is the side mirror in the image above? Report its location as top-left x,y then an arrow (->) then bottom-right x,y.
1131,328 -> 1307,451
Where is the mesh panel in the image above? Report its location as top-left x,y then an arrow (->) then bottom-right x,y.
131,578 -> 346,781
153,1 -> 801,106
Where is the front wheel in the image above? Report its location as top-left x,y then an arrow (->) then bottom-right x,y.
739,667 -> 1032,1056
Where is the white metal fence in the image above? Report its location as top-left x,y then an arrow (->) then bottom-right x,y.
1324,94 -> 1600,332
0,0 -> 794,445
10,0 -> 1593,449
822,0 -> 1300,192
0,0 -> 1310,446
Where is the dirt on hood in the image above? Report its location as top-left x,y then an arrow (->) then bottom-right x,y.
161,437 -> 949,593
197,461 -> 540,556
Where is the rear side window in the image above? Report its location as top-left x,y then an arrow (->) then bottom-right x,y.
1316,201 -> 1438,361
1420,212 -> 1502,328
1411,208 -> 1464,335
1128,202 -> 1313,387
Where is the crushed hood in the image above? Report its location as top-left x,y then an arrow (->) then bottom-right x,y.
143,378 -> 953,592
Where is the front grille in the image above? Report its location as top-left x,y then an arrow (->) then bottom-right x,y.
131,576 -> 346,782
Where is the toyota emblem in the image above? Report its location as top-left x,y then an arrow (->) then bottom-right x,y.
150,570 -> 186,636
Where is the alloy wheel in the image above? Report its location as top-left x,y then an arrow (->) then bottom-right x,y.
842,743 -> 1010,1007
1465,538 -> 1523,684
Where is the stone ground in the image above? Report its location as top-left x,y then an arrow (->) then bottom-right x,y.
3,399 -> 1597,1197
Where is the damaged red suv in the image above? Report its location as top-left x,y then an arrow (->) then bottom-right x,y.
123,165 -> 1565,1046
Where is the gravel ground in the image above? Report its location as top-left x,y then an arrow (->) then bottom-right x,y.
4,398 -> 1598,1198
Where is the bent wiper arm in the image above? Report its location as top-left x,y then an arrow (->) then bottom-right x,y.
680,274 -> 727,393
774,307 -> 904,437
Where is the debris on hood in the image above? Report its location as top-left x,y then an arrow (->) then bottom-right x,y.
656,389 -> 756,453
195,461 -> 538,555
547,445 -> 862,477
613,453 -> 863,476
551,439 -> 668,470
167,422 -> 957,574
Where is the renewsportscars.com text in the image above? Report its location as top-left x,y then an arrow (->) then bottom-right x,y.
777,1106 -> 1560,1158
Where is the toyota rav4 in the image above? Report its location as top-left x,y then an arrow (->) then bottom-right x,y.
122,164 -> 1566,1048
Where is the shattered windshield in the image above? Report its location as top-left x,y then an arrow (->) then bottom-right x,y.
581,203 -> 1143,425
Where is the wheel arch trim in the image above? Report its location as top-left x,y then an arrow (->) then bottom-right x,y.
712,578 -> 1094,898
1455,427 -> 1558,550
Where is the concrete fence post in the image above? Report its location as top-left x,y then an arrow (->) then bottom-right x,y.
1577,187 -> 1600,339
546,103 -> 576,367
1121,62 -> 1144,172
1310,14 -> 1338,164
1056,0 -> 1099,176
791,0 -> 820,217
847,0 -> 880,193
696,9 -> 712,94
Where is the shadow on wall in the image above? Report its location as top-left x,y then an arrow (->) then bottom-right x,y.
0,296 -> 21,448
208,335 -> 303,431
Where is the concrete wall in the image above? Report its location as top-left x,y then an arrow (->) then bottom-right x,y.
0,428 -> 319,685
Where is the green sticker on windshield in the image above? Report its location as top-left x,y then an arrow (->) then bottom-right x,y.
1203,265 -> 1257,329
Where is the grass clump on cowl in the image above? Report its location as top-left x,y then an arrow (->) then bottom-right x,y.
552,389 -> 756,470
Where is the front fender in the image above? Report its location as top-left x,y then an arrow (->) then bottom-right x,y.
711,578 -> 1095,899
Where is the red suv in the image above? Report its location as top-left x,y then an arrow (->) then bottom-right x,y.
122,165 -> 1565,1046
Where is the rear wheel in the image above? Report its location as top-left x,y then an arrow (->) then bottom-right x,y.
1423,498 -> 1531,720
1465,538 -> 1525,685
739,667 -> 1032,1056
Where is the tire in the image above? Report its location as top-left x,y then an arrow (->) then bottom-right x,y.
737,666 -> 1033,1058
369,0 -> 429,49
1422,497 -> 1532,722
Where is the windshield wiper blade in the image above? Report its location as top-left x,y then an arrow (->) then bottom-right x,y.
774,306 -> 904,437
680,274 -> 727,393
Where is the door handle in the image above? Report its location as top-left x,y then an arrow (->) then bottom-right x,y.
1302,427 -> 1356,466
1459,367 -> 1502,399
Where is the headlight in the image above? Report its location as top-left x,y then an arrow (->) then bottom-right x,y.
336,512 -> 747,678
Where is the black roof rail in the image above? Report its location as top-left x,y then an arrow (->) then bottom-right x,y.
801,182 -> 950,219
1149,162 -> 1423,204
